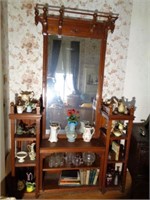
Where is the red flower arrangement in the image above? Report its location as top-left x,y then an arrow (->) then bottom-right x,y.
67,109 -> 80,124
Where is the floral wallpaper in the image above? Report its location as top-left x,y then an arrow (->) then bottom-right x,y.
4,0 -> 133,102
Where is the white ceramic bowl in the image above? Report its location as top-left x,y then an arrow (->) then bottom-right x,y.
16,151 -> 27,163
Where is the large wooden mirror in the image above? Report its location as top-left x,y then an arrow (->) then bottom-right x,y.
35,4 -> 118,138
46,35 -> 100,131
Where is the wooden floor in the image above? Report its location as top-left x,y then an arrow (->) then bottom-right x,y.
24,171 -> 132,199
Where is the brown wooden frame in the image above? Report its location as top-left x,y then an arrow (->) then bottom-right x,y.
34,4 -> 118,138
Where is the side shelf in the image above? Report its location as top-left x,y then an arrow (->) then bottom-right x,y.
9,103 -> 42,198
100,102 -> 135,192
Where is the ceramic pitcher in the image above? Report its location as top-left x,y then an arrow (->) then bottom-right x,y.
48,123 -> 60,143
27,142 -> 36,160
82,125 -> 95,142
20,91 -> 34,102
26,182 -> 36,193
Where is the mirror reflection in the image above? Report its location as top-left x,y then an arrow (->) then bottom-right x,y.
46,35 -> 101,131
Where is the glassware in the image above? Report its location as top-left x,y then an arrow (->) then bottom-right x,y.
48,153 -> 64,168
82,152 -> 96,166
65,152 -> 75,166
72,153 -> 83,166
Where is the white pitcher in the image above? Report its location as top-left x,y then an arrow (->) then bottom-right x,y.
48,123 -> 60,143
82,125 -> 95,142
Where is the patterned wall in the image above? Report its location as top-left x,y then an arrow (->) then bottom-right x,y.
6,0 -> 133,102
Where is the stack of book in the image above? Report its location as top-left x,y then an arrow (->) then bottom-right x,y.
80,168 -> 100,185
59,170 -> 81,186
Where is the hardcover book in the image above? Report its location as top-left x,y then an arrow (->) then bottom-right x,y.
60,170 -> 80,180
59,170 -> 81,186
93,169 -> 100,185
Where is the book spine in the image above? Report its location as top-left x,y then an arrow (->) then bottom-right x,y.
80,169 -> 84,185
83,169 -> 87,185
89,169 -> 96,185
93,169 -> 100,185
85,169 -> 90,185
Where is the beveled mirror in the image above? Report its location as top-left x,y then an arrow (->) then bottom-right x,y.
35,4 -> 118,138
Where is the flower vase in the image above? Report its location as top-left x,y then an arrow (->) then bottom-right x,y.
65,122 -> 77,142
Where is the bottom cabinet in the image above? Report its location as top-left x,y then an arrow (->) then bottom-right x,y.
105,163 -> 125,189
6,167 -> 36,199
39,139 -> 105,193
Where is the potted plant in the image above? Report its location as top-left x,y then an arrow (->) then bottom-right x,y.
65,109 -> 80,142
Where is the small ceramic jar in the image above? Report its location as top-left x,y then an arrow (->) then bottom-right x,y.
17,105 -> 24,114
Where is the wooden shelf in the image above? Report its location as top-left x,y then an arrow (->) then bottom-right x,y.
42,181 -> 99,192
9,108 -> 42,198
15,157 -> 36,167
100,128 -> 128,142
107,160 -> 125,164
101,104 -> 134,121
100,102 -> 135,192
9,112 -> 41,119
40,138 -> 105,154
43,154 -> 101,172
40,139 -> 105,192
14,134 -> 36,141
42,172 -> 99,192
105,184 -> 122,191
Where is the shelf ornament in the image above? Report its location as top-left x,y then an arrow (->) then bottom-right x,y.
48,123 -> 61,143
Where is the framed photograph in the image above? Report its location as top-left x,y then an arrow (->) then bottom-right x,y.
83,66 -> 98,94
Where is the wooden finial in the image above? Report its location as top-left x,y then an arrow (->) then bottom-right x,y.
90,10 -> 98,33
58,5 -> 64,35
10,102 -> 15,114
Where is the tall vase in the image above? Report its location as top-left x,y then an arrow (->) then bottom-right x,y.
65,122 -> 77,142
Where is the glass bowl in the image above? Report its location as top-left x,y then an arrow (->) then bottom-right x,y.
82,152 -> 96,166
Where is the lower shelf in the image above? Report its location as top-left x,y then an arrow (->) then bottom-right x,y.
103,185 -> 124,193
42,170 -> 100,191
42,180 -> 99,193
6,171 -> 37,199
